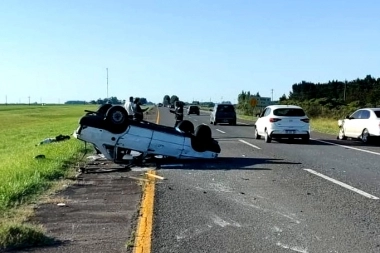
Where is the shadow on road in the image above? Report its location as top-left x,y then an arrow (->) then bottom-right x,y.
310,138 -> 380,148
156,157 -> 301,170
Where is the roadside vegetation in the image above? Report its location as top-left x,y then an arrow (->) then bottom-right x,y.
0,104 -> 96,250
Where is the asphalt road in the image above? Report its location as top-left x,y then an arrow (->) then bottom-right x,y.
151,107 -> 380,253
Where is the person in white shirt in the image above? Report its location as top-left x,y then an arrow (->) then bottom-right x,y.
124,96 -> 134,117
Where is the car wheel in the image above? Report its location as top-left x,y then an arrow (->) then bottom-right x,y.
338,128 -> 347,140
361,129 -> 370,143
177,120 -> 194,134
106,106 -> 127,125
254,127 -> 261,139
264,130 -> 272,143
195,125 -> 212,140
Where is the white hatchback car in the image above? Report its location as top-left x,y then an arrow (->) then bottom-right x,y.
254,105 -> 310,143
337,108 -> 380,143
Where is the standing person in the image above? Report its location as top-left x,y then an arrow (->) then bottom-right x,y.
124,96 -> 134,118
133,97 -> 149,121
170,101 -> 184,127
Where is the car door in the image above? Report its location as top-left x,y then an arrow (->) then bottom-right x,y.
256,108 -> 269,135
356,109 -> 370,136
344,110 -> 362,137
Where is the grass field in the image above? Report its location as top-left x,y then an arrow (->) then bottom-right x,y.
0,104 -> 98,250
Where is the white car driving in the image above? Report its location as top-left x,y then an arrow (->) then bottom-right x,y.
254,105 -> 310,143
337,108 -> 380,143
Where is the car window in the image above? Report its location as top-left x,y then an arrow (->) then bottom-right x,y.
350,110 -> 362,119
260,108 -> 267,117
374,111 -> 380,118
273,108 -> 306,117
217,105 -> 235,112
359,110 -> 370,119
264,108 -> 271,116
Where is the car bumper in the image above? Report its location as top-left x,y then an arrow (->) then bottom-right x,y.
269,129 -> 310,138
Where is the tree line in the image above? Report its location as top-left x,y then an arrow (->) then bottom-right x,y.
65,97 -> 152,105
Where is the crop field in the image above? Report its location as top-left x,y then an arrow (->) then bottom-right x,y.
0,104 -> 98,249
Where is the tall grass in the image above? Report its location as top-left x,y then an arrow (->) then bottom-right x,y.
0,105 -> 96,211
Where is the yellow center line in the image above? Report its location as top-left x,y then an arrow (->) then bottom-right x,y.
133,108 -> 160,253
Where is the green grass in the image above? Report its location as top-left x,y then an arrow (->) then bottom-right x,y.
0,104 -> 97,250
309,117 -> 338,135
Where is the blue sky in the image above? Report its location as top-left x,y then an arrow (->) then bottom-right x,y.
1,0 -> 380,104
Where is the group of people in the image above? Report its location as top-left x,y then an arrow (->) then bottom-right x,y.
124,96 -> 149,121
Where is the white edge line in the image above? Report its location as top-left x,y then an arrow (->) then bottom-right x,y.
237,122 -> 249,125
239,139 -> 261,150
311,138 -> 380,156
304,169 -> 379,200
216,129 -> 226,134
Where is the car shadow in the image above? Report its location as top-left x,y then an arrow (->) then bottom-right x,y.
310,138 -> 380,147
155,157 -> 301,170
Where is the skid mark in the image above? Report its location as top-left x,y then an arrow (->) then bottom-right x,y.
276,242 -> 308,253
176,225 -> 213,241
210,214 -> 241,228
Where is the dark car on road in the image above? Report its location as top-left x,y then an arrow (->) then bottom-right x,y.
187,105 -> 200,115
210,103 -> 237,125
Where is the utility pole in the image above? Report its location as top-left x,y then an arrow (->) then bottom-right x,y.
28,96 -> 30,105
5,95 -> 7,105
106,68 -> 109,99
271,89 -> 274,101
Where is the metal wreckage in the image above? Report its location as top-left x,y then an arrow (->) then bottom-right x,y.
73,104 -> 221,167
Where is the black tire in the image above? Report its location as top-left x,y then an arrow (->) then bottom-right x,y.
106,106 -> 128,125
264,129 -> 272,143
254,127 -> 261,139
338,128 -> 347,140
177,120 -> 195,134
361,129 -> 370,143
195,125 -> 212,140
97,104 -> 113,117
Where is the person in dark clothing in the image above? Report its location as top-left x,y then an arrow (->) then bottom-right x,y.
133,97 -> 149,121
170,101 -> 184,127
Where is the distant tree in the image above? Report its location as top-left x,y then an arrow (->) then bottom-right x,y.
97,98 -> 104,104
163,95 -> 170,106
279,94 -> 287,102
89,100 -> 97,104
139,97 -> 148,105
170,95 -> 179,105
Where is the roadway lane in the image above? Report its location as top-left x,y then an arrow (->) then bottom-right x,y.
189,111 -> 380,198
152,107 -> 380,253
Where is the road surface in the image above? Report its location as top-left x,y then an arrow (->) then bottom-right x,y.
151,107 -> 380,253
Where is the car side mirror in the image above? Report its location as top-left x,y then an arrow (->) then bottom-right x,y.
345,115 -> 350,119
256,113 -> 261,117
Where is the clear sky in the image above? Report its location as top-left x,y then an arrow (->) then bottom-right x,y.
1,0 -> 379,104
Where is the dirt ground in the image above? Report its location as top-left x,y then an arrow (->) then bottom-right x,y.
10,107 -> 158,253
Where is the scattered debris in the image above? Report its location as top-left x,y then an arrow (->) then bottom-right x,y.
36,134 -> 71,146
34,154 -> 46,159
145,173 -> 165,180
128,176 -> 149,182
57,203 -> 66,207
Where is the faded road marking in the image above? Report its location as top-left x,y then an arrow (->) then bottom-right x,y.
216,129 -> 226,133
237,122 -> 249,125
304,169 -> 379,200
239,139 -> 261,149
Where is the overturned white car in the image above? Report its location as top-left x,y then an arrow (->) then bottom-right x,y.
73,105 -> 221,164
